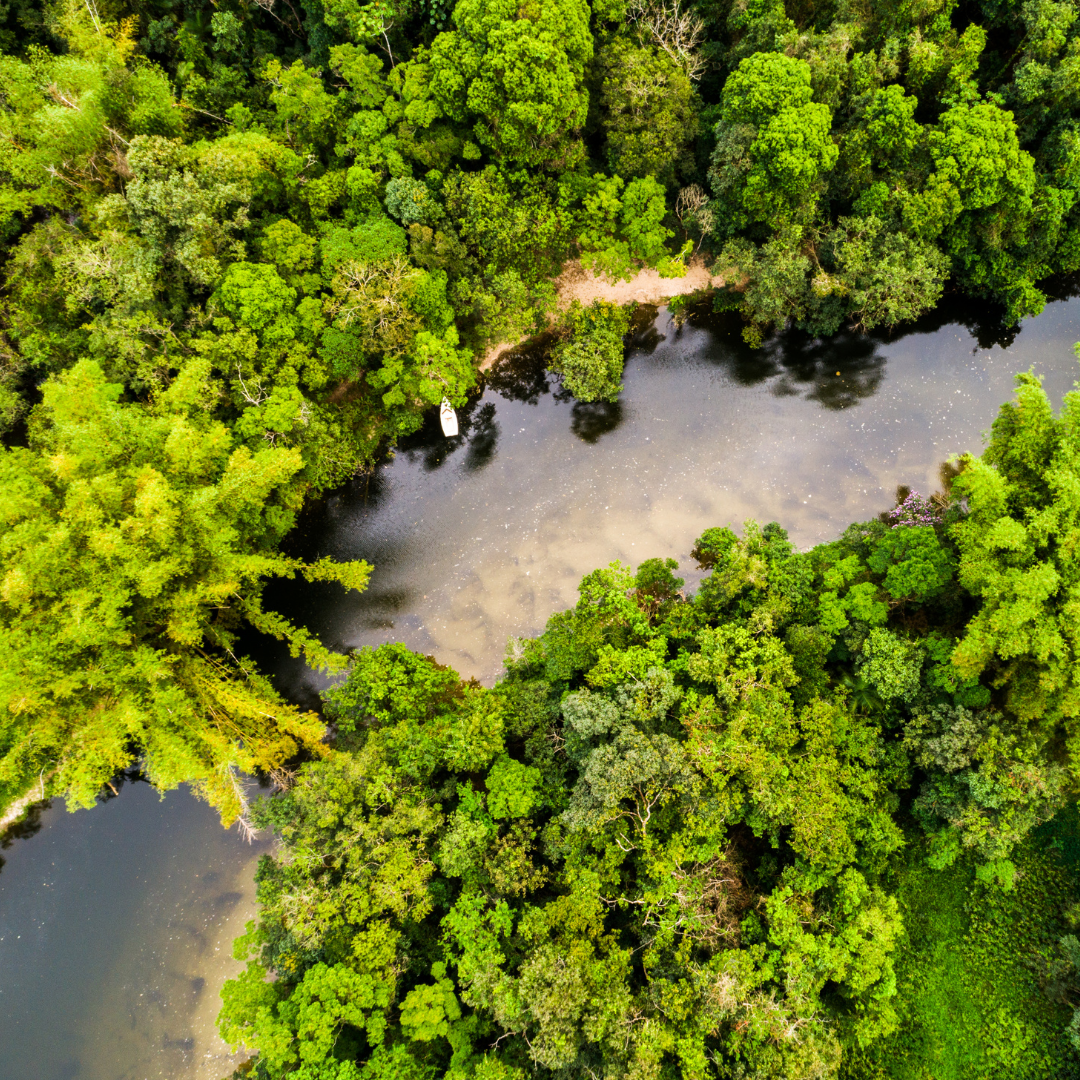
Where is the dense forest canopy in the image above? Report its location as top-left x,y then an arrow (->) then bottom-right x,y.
1,0 -> 1080,1073
2,0 -> 1080,947
218,372 -> 1080,1079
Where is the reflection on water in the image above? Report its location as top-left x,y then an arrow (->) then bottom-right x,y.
568,397 -> 624,443
0,780 -> 267,1080
0,800 -> 48,876
251,291 -> 1080,699
708,318 -> 886,409
5,289 -> 1080,1080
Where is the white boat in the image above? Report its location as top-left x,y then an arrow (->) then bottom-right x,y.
439,398 -> 459,437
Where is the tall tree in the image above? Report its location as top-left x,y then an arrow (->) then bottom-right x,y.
0,358 -> 370,822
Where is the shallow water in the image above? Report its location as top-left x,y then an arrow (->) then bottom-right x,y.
0,780 -> 267,1080
259,296 -> 1080,698
4,294 -> 1080,1080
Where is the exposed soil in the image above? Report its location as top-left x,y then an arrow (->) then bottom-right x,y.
480,255 -> 724,370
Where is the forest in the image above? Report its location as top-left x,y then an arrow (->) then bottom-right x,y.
1,0 -> 1080,1074
6,0 -> 1080,817
217,375 -> 1080,1078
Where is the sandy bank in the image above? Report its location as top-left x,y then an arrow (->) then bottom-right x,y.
480,255 -> 723,370
0,773 -> 53,832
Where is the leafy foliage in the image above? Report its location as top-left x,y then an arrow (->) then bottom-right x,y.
548,299 -> 631,403
221,372 -> 1080,1077
0,357 -> 371,822
4,8 -> 1080,1068
702,0 -> 1080,342
842,819 -> 1080,1080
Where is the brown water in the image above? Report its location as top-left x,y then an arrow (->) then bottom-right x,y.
3,295 -> 1080,1080
260,296 -> 1080,701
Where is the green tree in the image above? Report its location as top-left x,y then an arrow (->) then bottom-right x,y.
219,535 -> 919,1079
864,84 -> 922,170
742,101 -> 838,224
714,227 -> 813,346
826,215 -> 950,332
720,51 -> 814,129
549,299 -> 631,403
425,0 -> 593,168
0,2 -> 180,227
950,371 -> 1080,731
577,173 -> 684,281
0,359 -> 370,822
596,33 -> 699,185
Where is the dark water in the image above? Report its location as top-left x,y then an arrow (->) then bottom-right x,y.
256,295 -> 1080,701
4,294 -> 1080,1080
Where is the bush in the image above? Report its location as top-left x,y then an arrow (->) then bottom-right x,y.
549,299 -> 631,403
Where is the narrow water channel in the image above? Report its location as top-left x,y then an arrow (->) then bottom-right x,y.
3,295 -> 1080,1080
260,295 -> 1080,699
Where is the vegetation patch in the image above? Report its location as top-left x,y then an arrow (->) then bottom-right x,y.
2,2 -> 1080,1073
217,375 -> 1080,1078
844,817 -> 1080,1080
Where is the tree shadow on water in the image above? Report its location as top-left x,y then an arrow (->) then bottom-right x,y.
673,275 -> 1080,407
94,765 -> 146,805
1,799 -> 49,868
395,393 -> 502,473
483,337 -> 554,406
688,312 -> 886,409
768,327 -> 886,409
626,303 -> 665,355
462,402 -> 499,471
281,468 -> 392,561
569,398 -> 624,443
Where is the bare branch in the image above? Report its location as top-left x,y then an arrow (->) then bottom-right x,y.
676,183 -> 716,251
235,363 -> 269,407
628,0 -> 707,81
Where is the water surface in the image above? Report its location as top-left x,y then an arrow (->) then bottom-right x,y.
5,294 -> 1080,1080
260,296 -> 1080,697
0,780 -> 267,1080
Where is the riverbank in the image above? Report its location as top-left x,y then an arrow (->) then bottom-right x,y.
7,296 -> 1080,1080
0,774 -> 51,833
480,255 -> 724,370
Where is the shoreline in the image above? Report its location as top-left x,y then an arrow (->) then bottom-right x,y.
479,255 -> 723,371
0,774 -> 52,834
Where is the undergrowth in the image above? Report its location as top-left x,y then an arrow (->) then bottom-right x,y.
843,810 -> 1080,1080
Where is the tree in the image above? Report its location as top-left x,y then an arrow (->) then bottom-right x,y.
864,84 -> 922,170
907,102 -> 1048,321
596,33 -> 699,185
826,215 -> 950,332
549,299 -> 631,402
743,101 -> 838,224
950,371 -> 1080,731
0,359 -> 370,822
0,1 -> 180,226
577,173 -> 684,282
931,102 -> 1035,214
714,227 -> 813,346
720,51 -> 814,129
218,531 -> 919,1078
425,0 -> 593,168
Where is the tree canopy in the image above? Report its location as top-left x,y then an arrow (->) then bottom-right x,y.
0,1 -> 1077,1068
1,0 -> 1079,446
218,372 -> 1080,1077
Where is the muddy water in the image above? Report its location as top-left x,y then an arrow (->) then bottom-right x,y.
261,296 -> 1080,699
0,780 -> 268,1080
3,294 -> 1080,1080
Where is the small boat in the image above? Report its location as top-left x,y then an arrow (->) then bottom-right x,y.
439,398 -> 459,437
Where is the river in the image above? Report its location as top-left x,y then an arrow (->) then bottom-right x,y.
3,294 -> 1080,1080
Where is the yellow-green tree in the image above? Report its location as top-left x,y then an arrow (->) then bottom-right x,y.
0,357 -> 370,823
